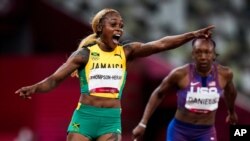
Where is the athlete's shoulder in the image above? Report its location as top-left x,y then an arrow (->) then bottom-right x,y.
120,42 -> 141,60
123,42 -> 141,48
80,42 -> 97,48
116,44 -> 125,49
70,47 -> 90,63
123,41 -> 145,50
217,64 -> 233,74
172,64 -> 189,75
168,64 -> 189,79
216,64 -> 233,80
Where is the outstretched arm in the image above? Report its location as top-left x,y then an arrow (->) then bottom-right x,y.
15,48 -> 89,99
132,68 -> 180,140
223,69 -> 238,124
125,25 -> 214,60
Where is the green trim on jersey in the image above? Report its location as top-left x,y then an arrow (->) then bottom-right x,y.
78,69 -> 89,93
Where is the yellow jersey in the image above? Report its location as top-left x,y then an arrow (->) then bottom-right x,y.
78,43 -> 127,99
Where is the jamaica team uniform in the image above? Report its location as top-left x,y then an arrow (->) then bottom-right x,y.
68,43 -> 126,140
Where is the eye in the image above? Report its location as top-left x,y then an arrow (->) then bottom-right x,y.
195,50 -> 202,55
206,50 -> 213,55
111,23 -> 116,27
120,23 -> 124,28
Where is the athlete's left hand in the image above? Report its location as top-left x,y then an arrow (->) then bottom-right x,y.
132,124 -> 146,141
226,111 -> 238,125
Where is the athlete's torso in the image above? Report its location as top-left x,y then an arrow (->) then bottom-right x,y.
177,63 -> 223,114
78,43 -> 127,100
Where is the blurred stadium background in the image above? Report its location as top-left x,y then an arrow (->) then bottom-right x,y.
1,0 -> 250,141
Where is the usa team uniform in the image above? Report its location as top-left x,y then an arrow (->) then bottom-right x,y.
167,63 -> 223,141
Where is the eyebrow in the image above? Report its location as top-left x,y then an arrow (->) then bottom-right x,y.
109,18 -> 123,21
108,19 -> 124,24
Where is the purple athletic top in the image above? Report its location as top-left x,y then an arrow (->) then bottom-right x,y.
177,63 -> 223,113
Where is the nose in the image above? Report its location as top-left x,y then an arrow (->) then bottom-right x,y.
115,28 -> 123,36
200,52 -> 207,59
116,27 -> 123,33
198,53 -> 208,62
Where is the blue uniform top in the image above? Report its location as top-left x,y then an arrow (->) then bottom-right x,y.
177,63 -> 224,113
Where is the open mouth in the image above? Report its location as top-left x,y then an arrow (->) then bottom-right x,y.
112,34 -> 121,44
200,63 -> 208,68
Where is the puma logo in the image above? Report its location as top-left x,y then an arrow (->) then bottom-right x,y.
114,53 -> 122,59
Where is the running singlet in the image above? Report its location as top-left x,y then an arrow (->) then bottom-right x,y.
78,43 -> 127,99
177,63 -> 223,113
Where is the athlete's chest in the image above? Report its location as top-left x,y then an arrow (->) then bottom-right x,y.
183,72 -> 223,113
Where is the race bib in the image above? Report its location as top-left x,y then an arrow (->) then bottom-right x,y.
88,68 -> 123,92
185,87 -> 220,112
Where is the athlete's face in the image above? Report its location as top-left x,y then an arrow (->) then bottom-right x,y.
192,39 -> 216,73
99,12 -> 124,50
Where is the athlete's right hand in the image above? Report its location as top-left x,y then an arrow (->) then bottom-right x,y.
15,85 -> 36,100
132,124 -> 146,141
193,25 -> 215,38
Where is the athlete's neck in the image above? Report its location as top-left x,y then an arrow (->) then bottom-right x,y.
195,65 -> 212,77
96,38 -> 115,52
